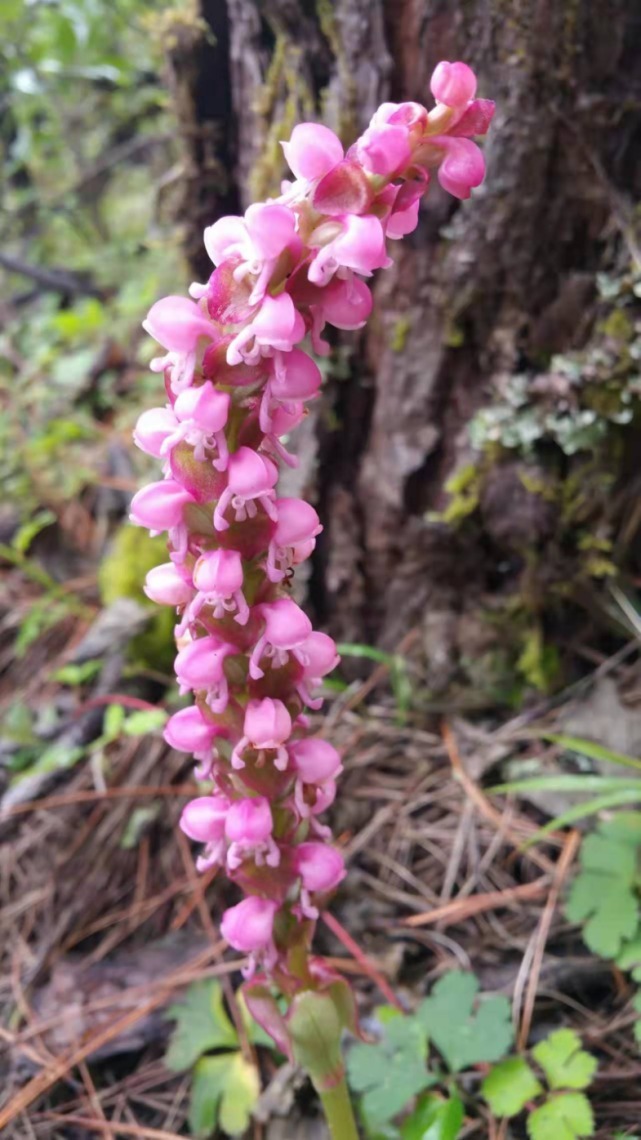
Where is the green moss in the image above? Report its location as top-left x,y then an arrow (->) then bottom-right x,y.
517,627 -> 560,693
99,525 -> 175,671
250,33 -> 315,202
390,316 -> 411,353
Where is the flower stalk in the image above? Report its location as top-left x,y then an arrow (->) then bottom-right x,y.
132,59 -> 494,1134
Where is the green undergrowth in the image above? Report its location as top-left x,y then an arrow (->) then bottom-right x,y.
99,523 -> 176,671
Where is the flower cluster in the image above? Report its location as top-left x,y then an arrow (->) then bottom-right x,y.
132,63 -> 493,991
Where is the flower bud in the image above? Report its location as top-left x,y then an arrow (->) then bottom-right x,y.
144,563 -> 192,606
221,897 -> 278,952
295,843 -> 346,893
180,794 -> 230,842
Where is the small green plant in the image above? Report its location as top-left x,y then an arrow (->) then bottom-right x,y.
482,1029 -> 597,1139
165,979 -> 272,1137
345,974 -> 598,1139
335,642 -> 412,723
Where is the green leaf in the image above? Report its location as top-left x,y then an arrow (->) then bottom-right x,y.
347,1015 -> 433,1127
527,1092 -> 594,1140
122,708 -> 168,736
53,659 -> 103,685
165,980 -> 238,1071
481,1056 -> 542,1117
566,824 -> 640,958
522,791 -> 641,847
103,703 -> 126,741
617,935 -> 641,981
189,1052 -> 260,1137
400,1093 -> 464,1140
416,972 -> 513,1072
544,734 -> 641,774
532,1030 -> 597,1091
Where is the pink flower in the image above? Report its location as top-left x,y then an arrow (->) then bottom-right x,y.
350,124 -> 411,176
289,738 -> 343,784
133,406 -> 179,458
174,636 -> 235,712
144,562 -> 193,606
180,794 -> 230,842
220,896 -> 278,954
294,631 -> 340,709
433,136 -> 486,200
205,203 -> 299,306
295,842 -> 346,917
227,293 -> 305,367
143,296 -> 215,393
281,122 -> 344,182
369,101 -> 428,133
430,60 -> 477,109
129,479 -> 194,533
213,448 -> 279,532
319,276 -> 373,333
192,548 -> 249,625
173,382 -> 231,469
267,497 -> 323,582
308,214 -> 390,287
259,349 -> 322,432
225,796 -> 280,870
231,698 -> 292,770
296,842 -> 346,892
249,597 -> 313,679
164,705 -> 223,756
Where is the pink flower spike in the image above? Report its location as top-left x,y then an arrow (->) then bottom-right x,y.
214,448 -> 279,532
281,123 -> 344,182
193,548 -> 249,625
249,597 -> 313,680
221,897 -> 278,953
133,406 -> 178,458
430,61 -> 477,109
180,794 -> 230,842
231,698 -> 292,770
144,562 -> 193,606
164,705 -> 222,755
143,296 -> 215,353
129,480 -> 193,533
435,136 -> 486,200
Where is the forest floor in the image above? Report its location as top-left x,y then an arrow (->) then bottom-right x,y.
1,552 -> 640,1140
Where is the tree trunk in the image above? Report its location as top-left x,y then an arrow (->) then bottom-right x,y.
167,0 -> 641,701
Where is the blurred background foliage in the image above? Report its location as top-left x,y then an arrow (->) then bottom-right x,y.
0,0 -> 186,526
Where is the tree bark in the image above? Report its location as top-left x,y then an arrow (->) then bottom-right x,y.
170,0 -> 641,698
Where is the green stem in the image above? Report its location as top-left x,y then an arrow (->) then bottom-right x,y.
319,1075 -> 360,1140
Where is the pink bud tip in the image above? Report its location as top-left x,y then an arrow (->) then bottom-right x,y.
144,563 -> 192,606
430,61 -> 477,108
244,698 -> 292,749
142,296 -> 215,352
174,636 -> 231,691
180,795 -> 230,842
295,843 -> 346,893
129,480 -> 193,531
289,738 -> 343,783
193,548 -> 244,596
220,896 -> 278,952
164,706 -> 221,753
281,123 -> 344,182
225,797 -> 273,844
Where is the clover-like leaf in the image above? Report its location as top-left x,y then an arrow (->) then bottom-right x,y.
416,972 -> 513,1072
347,1013 -> 434,1127
189,1052 -> 260,1137
566,822 -> 640,959
165,979 -> 238,1071
527,1092 -> 594,1140
532,1029 -> 597,1091
617,935 -> 641,982
400,1092 -> 464,1140
481,1056 -> 542,1117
